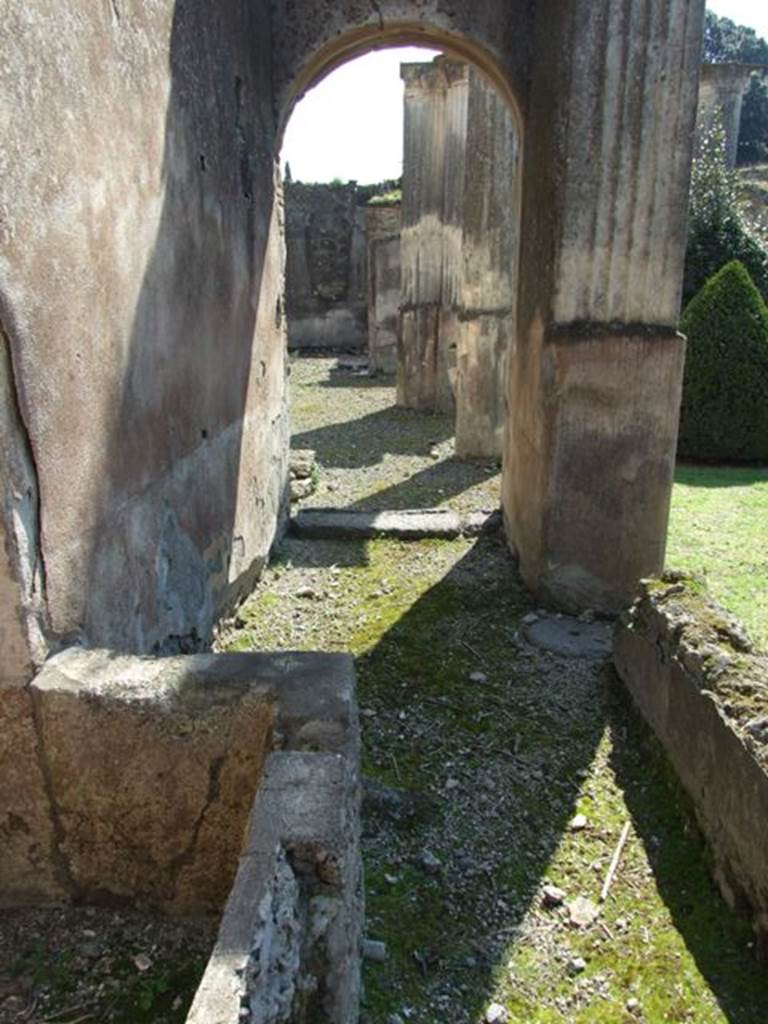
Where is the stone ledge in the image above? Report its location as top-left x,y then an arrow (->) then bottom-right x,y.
186,751 -> 361,1024
614,573 -> 768,956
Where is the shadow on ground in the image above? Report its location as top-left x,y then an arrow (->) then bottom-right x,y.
675,463 -> 768,488
351,537 -> 768,1022
234,531 -> 768,1022
293,405 -> 455,469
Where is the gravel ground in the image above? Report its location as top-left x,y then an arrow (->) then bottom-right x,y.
2,353 -> 764,1024
0,905 -> 214,1024
221,356 -> 768,1022
290,355 -> 501,514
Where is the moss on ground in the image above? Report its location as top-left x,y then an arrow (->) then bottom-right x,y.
220,534 -> 768,1023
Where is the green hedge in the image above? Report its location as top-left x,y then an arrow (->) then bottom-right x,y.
679,261 -> 768,462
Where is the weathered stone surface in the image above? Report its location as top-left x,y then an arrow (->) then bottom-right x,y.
455,67 -> 520,459
187,747 -> 361,1023
284,181 -> 372,351
22,648 -> 358,913
1,0 -> 288,657
291,508 -> 463,540
524,616 -> 613,659
615,576 -> 768,956
367,204 -> 401,375
31,649 -> 274,911
697,63 -> 763,167
504,0 -> 703,613
398,59 -> 466,415
505,328 -> 687,614
289,449 -> 316,480
0,688 -> 65,905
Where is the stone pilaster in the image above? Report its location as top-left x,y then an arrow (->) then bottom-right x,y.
455,67 -> 520,459
504,0 -> 705,613
697,62 -> 762,167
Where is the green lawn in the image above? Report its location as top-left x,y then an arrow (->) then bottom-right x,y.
667,463 -> 768,650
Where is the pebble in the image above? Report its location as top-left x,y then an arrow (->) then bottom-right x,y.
567,896 -> 600,928
626,997 -> 641,1012
418,849 -> 442,874
522,613 -> 539,625
468,670 -> 488,684
295,586 -> 320,600
568,956 -> 587,974
133,953 -> 152,972
362,939 -> 388,962
446,777 -> 460,790
570,813 -> 588,831
485,1003 -> 509,1023
541,884 -> 566,908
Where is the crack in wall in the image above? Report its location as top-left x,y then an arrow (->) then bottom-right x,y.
169,754 -> 226,893
0,318 -> 51,667
29,689 -> 81,898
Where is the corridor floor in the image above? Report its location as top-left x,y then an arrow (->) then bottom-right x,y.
218,355 -> 768,1024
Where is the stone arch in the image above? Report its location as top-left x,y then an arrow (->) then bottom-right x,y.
278,26 -> 525,459
275,22 -> 525,146
275,0 -> 707,615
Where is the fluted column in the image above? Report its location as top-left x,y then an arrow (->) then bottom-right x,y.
454,67 -> 520,458
398,58 -> 467,412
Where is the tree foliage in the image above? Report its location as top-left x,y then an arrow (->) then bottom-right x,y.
684,116 -> 768,304
703,10 -> 768,65
679,261 -> 768,462
738,73 -> 768,164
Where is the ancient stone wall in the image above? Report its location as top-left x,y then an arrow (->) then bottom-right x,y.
0,0 -> 287,665
366,203 -> 402,374
0,0 -> 288,908
615,576 -> 768,956
284,183 -> 368,350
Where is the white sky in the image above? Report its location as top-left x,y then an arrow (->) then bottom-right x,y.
281,3 -> 767,184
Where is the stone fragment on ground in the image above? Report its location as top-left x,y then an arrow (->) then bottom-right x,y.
289,447 -> 317,502
568,896 -> 600,928
485,1002 -> 509,1023
542,884 -> 566,908
291,507 -> 501,540
523,615 -> 613,658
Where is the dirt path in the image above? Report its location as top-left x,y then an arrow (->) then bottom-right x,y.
218,356 -> 768,1024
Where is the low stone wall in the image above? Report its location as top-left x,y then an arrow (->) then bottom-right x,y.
614,574 -> 768,955
12,647 -> 362,1020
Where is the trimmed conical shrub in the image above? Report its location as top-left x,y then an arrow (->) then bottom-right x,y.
678,260 -> 768,462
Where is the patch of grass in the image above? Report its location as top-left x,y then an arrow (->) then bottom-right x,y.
667,463 -> 768,649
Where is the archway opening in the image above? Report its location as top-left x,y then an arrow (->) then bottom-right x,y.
279,40 -> 523,525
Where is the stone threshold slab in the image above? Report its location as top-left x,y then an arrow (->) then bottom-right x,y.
290,507 -> 502,540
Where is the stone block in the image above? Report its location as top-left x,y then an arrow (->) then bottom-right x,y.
188,751 -> 362,1024
26,648 -> 358,914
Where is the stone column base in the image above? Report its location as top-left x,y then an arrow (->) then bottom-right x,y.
503,324 -> 686,614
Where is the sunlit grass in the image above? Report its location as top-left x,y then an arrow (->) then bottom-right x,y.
667,463 -> 768,650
